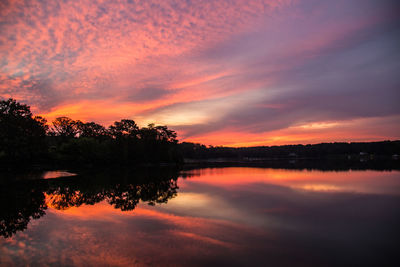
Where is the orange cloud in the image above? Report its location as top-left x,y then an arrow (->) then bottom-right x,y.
1,0 -> 399,145
182,116 -> 400,147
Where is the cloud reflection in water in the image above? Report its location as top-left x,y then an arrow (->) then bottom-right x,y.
1,167 -> 399,266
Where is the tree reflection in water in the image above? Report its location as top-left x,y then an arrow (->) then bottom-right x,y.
0,168 -> 180,238
0,182 -> 47,238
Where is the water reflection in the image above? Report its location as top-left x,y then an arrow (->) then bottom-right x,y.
43,170 -> 76,179
1,167 -> 399,266
0,182 -> 47,238
181,167 -> 400,195
46,171 -> 178,211
0,168 -> 179,238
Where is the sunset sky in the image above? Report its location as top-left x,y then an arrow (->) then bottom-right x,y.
1,0 -> 399,146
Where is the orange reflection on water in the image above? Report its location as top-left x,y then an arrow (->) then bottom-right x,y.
42,171 -> 76,179
2,168 -> 399,266
46,192 -> 92,211
39,199 -> 250,258
182,167 -> 400,195
46,197 -> 246,231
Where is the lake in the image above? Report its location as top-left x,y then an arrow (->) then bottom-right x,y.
1,166 -> 399,266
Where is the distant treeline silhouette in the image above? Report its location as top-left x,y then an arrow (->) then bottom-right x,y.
179,141 -> 400,160
0,98 -> 181,166
1,98 -> 399,168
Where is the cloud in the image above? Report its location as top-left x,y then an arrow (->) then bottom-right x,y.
0,0 -> 399,144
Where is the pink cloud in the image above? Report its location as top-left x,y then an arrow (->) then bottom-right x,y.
1,0 -> 399,144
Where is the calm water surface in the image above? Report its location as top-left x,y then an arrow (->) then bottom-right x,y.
1,167 -> 399,266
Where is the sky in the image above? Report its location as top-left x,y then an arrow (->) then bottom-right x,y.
1,0 -> 399,146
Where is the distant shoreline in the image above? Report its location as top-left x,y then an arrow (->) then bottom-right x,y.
1,157 -> 399,177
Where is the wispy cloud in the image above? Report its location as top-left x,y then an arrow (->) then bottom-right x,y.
1,0 -> 399,145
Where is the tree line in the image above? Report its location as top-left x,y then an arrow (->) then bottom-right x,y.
178,140 -> 400,160
1,98 -> 399,168
0,98 -> 181,166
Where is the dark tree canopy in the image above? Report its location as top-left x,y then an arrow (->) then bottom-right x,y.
0,99 -> 182,167
0,98 -> 48,162
140,124 -> 178,143
51,116 -> 79,138
108,119 -> 139,139
76,121 -> 107,138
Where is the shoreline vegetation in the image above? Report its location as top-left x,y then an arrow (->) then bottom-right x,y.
1,98 -> 399,171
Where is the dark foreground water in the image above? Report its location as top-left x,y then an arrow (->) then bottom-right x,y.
1,167 -> 399,266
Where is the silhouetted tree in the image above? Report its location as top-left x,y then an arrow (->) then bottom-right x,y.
51,116 -> 79,138
76,121 -> 107,138
108,119 -> 139,139
0,98 -> 48,163
140,124 -> 177,143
